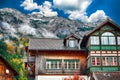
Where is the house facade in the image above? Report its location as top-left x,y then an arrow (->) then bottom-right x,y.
83,20 -> 120,80
0,55 -> 18,80
26,20 -> 120,80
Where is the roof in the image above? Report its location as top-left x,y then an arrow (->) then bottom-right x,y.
65,33 -> 80,40
0,54 -> 19,76
93,72 -> 120,80
29,38 -> 84,51
86,19 -> 120,37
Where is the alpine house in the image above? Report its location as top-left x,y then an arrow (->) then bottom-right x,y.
25,19 -> 120,80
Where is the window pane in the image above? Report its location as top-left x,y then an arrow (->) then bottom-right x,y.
113,57 -> 117,66
118,37 -> 120,45
92,58 -> 95,66
96,58 -> 100,65
64,59 -> 80,69
46,59 -> 62,69
109,37 -> 115,45
101,32 -> 115,45
69,40 -> 75,47
102,57 -> 117,66
91,57 -> 100,66
90,36 -> 99,45
102,32 -> 114,36
101,37 -> 108,45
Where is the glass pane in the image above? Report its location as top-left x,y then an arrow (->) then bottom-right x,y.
92,58 -> 95,66
96,58 -> 100,65
117,37 -> 120,45
102,32 -> 114,36
90,36 -> 99,45
69,40 -> 75,47
101,32 -> 115,45
101,37 -> 108,45
109,37 -> 115,45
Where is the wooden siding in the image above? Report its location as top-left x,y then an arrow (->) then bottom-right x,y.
35,50 -> 87,75
0,59 -> 14,80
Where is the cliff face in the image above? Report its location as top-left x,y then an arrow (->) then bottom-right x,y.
0,8 -> 104,40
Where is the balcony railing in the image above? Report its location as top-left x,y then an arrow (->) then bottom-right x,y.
24,56 -> 35,62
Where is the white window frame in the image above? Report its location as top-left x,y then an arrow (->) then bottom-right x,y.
91,57 -> 100,66
101,32 -> 116,45
102,57 -> 117,66
64,59 -> 80,69
90,36 -> 99,45
46,60 -> 62,69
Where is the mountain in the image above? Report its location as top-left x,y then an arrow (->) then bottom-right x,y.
0,8 -> 99,41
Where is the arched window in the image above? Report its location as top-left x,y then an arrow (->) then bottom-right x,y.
101,32 -> 115,45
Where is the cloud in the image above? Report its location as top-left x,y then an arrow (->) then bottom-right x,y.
68,10 -> 107,23
53,0 -> 107,23
20,0 -> 39,11
21,0 -> 58,17
41,28 -> 57,38
37,1 -> 58,17
18,24 -> 36,35
88,10 -> 107,22
53,0 -> 91,12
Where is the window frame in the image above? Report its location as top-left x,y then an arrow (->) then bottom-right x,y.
91,57 -> 101,66
102,57 -> 117,66
46,59 -> 62,69
117,37 -> 120,45
64,59 -> 80,70
68,39 -> 76,48
101,32 -> 116,45
90,36 -> 99,45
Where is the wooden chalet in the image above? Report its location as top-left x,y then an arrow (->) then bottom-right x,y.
26,19 -> 120,80
26,33 -> 87,80
0,55 -> 19,80
82,19 -> 120,79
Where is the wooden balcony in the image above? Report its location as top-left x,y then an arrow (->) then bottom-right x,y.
24,56 -> 35,63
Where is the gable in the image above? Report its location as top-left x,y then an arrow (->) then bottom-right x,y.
87,20 -> 120,36
81,20 -> 120,48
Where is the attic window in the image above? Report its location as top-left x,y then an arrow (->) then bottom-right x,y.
69,40 -> 75,47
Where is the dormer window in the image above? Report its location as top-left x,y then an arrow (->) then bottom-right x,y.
64,33 -> 80,48
69,40 -> 75,48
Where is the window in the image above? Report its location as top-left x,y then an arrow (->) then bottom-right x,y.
46,59 -> 62,69
46,59 -> 80,70
101,32 -> 115,45
118,57 -> 120,66
102,57 -> 117,66
69,40 -> 75,47
64,59 -> 80,69
90,36 -> 99,45
117,37 -> 120,45
91,57 -> 100,66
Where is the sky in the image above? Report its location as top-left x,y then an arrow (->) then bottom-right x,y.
0,0 -> 120,25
